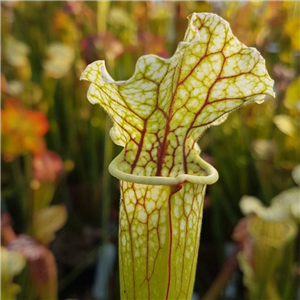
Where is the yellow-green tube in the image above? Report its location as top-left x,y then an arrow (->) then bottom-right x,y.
110,150 -> 218,299
119,182 -> 204,299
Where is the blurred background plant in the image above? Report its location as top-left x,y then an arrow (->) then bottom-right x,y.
1,1 -> 299,300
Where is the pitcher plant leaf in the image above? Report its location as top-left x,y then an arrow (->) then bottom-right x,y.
81,12 -> 275,300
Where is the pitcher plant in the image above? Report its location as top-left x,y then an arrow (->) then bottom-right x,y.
81,13 -> 274,300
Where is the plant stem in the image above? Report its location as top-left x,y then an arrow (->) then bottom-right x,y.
101,116 -> 114,242
202,246 -> 239,300
24,153 -> 33,235
97,1 -> 110,33
58,248 -> 97,292
281,241 -> 295,300
254,247 -> 280,300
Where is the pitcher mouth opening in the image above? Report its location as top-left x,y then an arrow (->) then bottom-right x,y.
109,150 -> 219,186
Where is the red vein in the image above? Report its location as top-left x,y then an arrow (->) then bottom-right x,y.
165,185 -> 182,299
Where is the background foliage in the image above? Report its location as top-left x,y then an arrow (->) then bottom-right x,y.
1,1 -> 299,300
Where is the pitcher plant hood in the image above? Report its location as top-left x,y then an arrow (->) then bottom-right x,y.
80,12 -> 275,185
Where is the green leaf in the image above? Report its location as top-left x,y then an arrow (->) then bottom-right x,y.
273,114 -> 297,137
81,13 -> 274,181
1,247 -> 26,300
33,204 -> 67,246
284,76 -> 300,110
